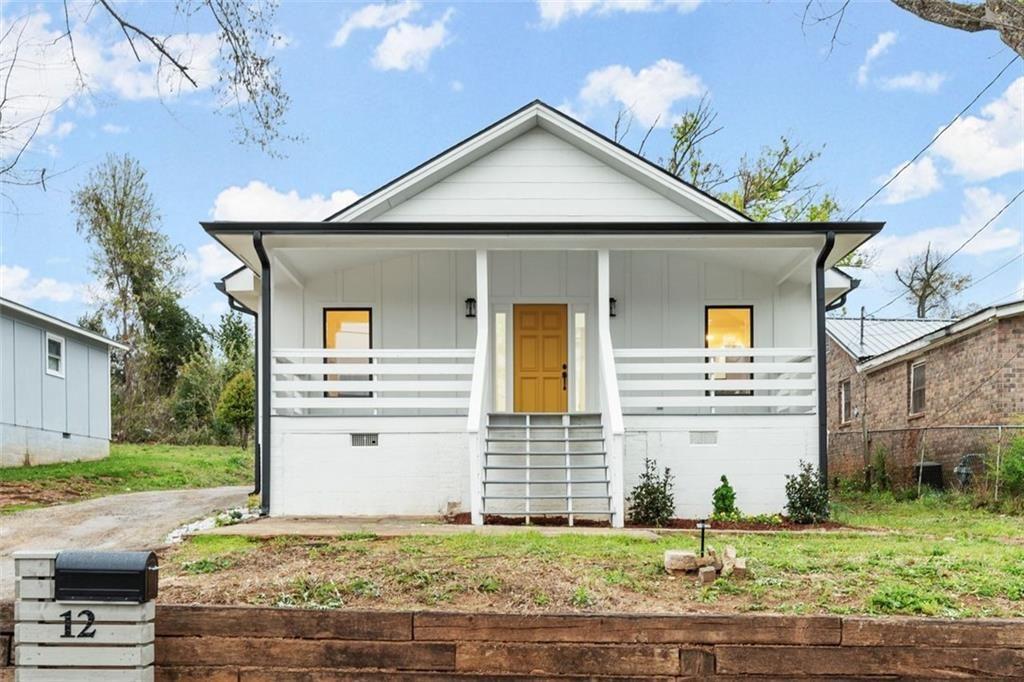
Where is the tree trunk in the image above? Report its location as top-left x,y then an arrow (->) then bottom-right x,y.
890,0 -> 1024,57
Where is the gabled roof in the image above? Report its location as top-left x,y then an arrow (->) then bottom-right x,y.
856,299 -> 1024,371
0,297 -> 128,350
827,317 -> 952,361
325,99 -> 752,224
829,298 -> 1024,369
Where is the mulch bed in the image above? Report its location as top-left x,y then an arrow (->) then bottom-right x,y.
644,518 -> 848,531
447,512 -> 845,531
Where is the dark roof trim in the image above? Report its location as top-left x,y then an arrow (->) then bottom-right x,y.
322,99 -> 751,223
203,221 -> 884,236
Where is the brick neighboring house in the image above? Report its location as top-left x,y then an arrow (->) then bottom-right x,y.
826,300 -> 1024,484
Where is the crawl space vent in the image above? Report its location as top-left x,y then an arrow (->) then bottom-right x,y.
689,431 -> 718,445
351,433 -> 379,447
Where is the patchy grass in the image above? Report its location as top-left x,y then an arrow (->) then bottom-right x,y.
0,443 -> 252,513
159,493 -> 1024,618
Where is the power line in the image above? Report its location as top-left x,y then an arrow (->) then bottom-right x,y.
866,187 -> 1024,317
845,55 -> 1020,221
957,252 -> 1023,295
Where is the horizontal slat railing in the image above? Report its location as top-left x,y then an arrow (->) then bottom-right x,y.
614,347 -> 816,414
272,348 -> 475,415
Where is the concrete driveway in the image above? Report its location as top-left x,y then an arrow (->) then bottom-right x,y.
0,486 -> 249,599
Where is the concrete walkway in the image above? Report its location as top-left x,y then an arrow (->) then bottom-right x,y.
201,516 -> 662,540
0,486 -> 249,600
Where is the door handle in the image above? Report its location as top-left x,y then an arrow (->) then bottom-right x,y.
562,363 -> 568,391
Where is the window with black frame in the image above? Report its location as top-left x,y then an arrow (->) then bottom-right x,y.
705,306 -> 753,396
323,308 -> 372,398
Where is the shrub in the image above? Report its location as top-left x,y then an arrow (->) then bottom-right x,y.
871,445 -> 890,491
627,458 -> 676,527
995,436 -> 1024,498
712,475 -> 740,519
784,460 -> 830,524
216,370 -> 255,447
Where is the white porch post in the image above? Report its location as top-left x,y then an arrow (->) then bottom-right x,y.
597,249 -> 626,528
467,249 -> 489,525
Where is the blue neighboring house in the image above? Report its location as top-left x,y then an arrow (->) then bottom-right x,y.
0,297 -> 126,467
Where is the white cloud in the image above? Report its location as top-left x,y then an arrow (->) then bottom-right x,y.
101,123 -> 129,134
857,31 -> 897,86
331,1 -> 421,47
575,58 -> 704,127
0,264 -> 82,304
537,0 -> 701,28
877,71 -> 947,93
211,180 -> 361,221
0,10 -> 220,157
930,77 -> 1024,182
450,79 -> 463,92
372,8 -> 453,71
195,242 -> 242,280
877,157 -> 942,205
870,187 -> 1020,270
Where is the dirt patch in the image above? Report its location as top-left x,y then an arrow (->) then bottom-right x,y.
0,480 -> 93,509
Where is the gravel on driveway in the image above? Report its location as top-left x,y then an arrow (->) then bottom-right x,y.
0,485 -> 249,600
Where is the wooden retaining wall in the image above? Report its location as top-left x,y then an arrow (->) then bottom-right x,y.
2,604 -> 1024,679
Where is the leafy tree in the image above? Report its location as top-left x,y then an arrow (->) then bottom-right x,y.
895,244 -> 972,318
216,370 -> 255,447
785,460 -> 831,524
172,348 -> 222,438
73,154 -> 187,434
217,310 -> 254,379
142,290 -> 209,394
643,100 -> 840,222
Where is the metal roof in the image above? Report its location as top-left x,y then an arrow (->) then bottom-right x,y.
826,317 -> 953,361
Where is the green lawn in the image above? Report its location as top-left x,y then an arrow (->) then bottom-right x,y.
160,492 -> 1024,618
0,443 -> 252,513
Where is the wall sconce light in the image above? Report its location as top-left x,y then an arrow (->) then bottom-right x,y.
609,298 -> 617,317
465,298 -> 477,318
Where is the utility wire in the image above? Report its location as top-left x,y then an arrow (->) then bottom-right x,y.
845,55 -> 1020,221
957,252 -> 1023,295
866,187 -> 1024,317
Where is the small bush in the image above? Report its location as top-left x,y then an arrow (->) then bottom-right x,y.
996,436 -> 1024,498
569,586 -> 595,608
627,458 -> 676,527
871,446 -> 890,491
784,460 -> 830,524
712,475 -> 740,519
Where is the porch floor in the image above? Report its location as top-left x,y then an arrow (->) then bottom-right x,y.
197,516 -> 660,540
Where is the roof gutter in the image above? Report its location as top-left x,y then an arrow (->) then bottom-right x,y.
253,232 -> 272,516
815,231 -> 836,484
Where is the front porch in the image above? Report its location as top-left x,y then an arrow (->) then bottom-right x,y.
222,235 -> 842,526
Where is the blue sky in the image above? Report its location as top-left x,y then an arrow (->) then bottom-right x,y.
2,0 -> 1022,326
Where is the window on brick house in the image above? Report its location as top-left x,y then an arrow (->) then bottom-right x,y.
839,379 -> 852,424
909,361 -> 926,415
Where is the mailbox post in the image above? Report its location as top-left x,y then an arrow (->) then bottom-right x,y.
13,550 -> 158,681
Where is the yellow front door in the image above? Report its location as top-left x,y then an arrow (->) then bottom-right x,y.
514,304 -> 568,412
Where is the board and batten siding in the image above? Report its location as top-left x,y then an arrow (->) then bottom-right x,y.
0,311 -> 112,466
272,251 -> 478,350
609,251 -> 812,350
371,128 -> 703,223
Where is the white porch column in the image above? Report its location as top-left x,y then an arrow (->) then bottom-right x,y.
597,249 -> 626,527
467,249 -> 489,525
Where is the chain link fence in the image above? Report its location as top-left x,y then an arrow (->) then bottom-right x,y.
829,425 -> 1024,492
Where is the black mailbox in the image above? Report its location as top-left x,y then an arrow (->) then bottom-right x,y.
54,551 -> 158,603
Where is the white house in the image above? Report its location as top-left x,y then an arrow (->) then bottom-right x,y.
1,297 -> 126,467
207,101 -> 881,526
